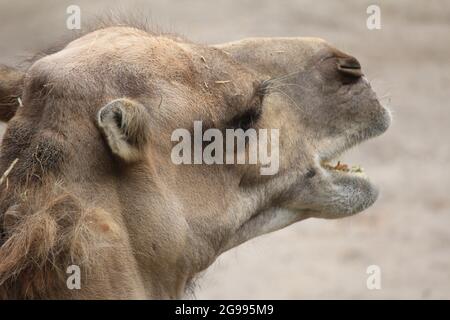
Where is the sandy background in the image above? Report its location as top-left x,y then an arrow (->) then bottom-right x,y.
1,0 -> 449,299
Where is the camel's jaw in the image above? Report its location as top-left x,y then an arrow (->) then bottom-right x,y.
311,98 -> 391,218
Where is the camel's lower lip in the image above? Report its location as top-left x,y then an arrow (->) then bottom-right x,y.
316,157 -> 379,217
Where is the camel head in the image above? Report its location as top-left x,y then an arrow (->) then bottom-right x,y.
0,26 -> 390,299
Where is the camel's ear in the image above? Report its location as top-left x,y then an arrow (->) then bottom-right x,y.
0,65 -> 24,122
97,98 -> 151,162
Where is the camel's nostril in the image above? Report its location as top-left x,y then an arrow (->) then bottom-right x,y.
337,57 -> 363,81
338,57 -> 361,69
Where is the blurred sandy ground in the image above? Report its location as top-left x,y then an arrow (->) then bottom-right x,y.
1,0 -> 449,299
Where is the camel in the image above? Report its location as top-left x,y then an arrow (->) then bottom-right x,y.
0,21 -> 391,299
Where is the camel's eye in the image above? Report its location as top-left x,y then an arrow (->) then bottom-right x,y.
226,81 -> 266,130
228,107 -> 262,131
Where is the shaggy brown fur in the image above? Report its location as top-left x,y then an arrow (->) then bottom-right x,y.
0,183 -> 91,299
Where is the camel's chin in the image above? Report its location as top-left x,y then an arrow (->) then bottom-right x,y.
311,167 -> 379,219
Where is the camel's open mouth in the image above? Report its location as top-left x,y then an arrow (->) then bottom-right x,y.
320,160 -> 367,178
310,142 -> 380,217
311,103 -> 391,216
318,135 -> 372,182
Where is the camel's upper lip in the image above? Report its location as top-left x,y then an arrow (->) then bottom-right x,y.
317,104 -> 391,180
